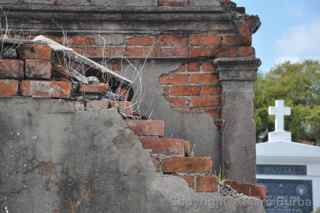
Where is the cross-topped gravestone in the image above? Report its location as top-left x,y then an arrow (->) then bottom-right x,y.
268,100 -> 292,142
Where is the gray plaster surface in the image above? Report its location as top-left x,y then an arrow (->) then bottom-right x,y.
221,81 -> 256,183
123,62 -> 221,170
0,97 -> 264,213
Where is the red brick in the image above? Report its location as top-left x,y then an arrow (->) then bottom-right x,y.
165,97 -> 190,107
159,73 -> 189,85
0,80 -> 19,96
224,180 -> 267,200
238,18 -> 254,45
86,100 -> 134,115
25,59 -> 52,80
127,36 -> 156,46
196,176 -> 219,192
251,185 -> 267,200
162,157 -> 213,174
200,86 -> 221,95
159,35 -> 188,47
187,63 -> 201,72
110,47 -> 126,58
191,34 -> 221,46
67,35 -> 96,46
80,47 -> 110,58
224,180 -> 250,195
190,73 -> 218,84
21,80 -> 71,98
127,47 -> 154,58
17,43 -> 52,60
222,34 -> 249,46
191,96 -> 220,107
79,83 -> 109,94
237,47 -> 255,57
190,48 -> 212,57
127,120 -> 165,136
217,47 -> 255,58
159,0 -> 188,6
158,48 -> 188,58
201,63 -> 216,72
169,86 -> 201,96
0,59 -> 24,79
140,137 -> 191,156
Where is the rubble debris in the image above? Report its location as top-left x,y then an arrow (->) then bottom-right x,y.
0,36 -> 134,104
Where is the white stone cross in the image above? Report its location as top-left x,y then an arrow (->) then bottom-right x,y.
268,100 -> 292,142
268,100 -> 291,132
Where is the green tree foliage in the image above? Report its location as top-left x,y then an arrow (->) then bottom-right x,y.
255,60 -> 320,144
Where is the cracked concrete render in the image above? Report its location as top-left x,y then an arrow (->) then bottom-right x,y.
0,98 -> 264,213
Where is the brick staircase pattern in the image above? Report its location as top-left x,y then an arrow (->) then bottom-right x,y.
127,119 -> 267,199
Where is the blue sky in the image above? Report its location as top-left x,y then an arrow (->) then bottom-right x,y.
234,0 -> 320,72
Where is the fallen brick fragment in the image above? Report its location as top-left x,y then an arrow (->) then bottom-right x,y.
0,80 -> 19,97
21,80 -> 71,98
0,59 -> 24,79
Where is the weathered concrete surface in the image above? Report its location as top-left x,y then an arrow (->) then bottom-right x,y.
0,98 -> 265,213
215,58 -> 261,184
221,81 -> 256,183
123,62 -> 221,170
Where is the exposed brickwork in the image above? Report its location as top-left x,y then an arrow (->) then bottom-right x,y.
25,59 -> 52,80
161,157 -> 213,174
21,80 -> 72,98
17,43 -> 52,60
0,59 -> 24,79
0,80 -> 19,97
181,176 -> 219,192
160,62 -> 221,118
224,180 -> 267,200
127,120 -> 165,136
79,83 -> 109,94
47,32 -> 255,60
196,176 -> 219,192
140,137 -> 191,156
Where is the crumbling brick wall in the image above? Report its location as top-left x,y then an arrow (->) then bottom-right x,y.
0,0 -> 261,183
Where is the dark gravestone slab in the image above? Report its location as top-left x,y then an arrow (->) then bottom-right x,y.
257,165 -> 307,176
258,179 -> 313,213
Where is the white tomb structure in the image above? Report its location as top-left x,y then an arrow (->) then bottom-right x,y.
256,100 -> 320,212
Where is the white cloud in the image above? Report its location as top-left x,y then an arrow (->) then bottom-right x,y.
276,18 -> 320,61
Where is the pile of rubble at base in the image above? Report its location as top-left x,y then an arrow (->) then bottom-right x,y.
0,36 -> 137,117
